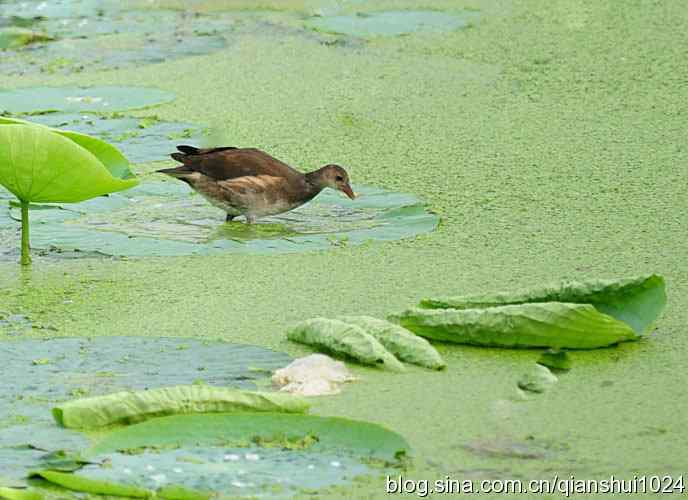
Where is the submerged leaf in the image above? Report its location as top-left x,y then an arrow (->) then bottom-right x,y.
52,385 -> 309,429
420,275 -> 666,335
287,318 -> 405,371
0,124 -> 137,203
390,302 -> 639,349
338,315 -> 445,370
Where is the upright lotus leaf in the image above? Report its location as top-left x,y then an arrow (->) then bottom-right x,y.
52,385 -> 309,429
287,318 -> 405,371
0,122 -> 138,264
420,275 -> 666,335
390,302 -> 640,349
337,315 -> 446,370
0,116 -> 134,180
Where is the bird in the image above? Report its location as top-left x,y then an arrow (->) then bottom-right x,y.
157,145 -> 356,223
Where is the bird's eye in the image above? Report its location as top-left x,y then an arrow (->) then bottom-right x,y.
335,175 -> 344,182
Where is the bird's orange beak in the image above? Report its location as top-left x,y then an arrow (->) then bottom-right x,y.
341,184 -> 356,200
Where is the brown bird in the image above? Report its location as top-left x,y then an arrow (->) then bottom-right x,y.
157,146 -> 356,223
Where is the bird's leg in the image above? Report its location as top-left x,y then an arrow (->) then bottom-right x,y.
245,214 -> 256,224
225,214 -> 235,222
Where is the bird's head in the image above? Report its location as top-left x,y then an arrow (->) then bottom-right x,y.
315,164 -> 356,200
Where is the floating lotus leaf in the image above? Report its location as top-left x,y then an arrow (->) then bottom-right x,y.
32,413 -> 410,497
305,10 -> 474,38
0,86 -> 174,114
0,181 -> 439,259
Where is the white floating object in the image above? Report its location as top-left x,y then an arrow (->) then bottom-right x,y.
272,354 -> 357,396
223,453 -> 240,461
150,474 -> 166,483
245,453 -> 260,461
330,461 -> 341,467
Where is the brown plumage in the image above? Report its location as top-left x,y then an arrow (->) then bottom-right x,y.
157,145 -> 356,223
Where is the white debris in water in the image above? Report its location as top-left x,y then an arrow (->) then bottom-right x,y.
145,464 -> 155,471
307,464 -> 315,470
123,468 -> 133,475
173,467 -> 183,474
224,453 -> 240,461
272,354 -> 357,396
150,474 -> 167,483
231,481 -> 246,488
330,461 -> 341,467
245,453 -> 260,461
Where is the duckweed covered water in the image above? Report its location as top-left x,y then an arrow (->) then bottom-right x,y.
0,182 -> 438,258
0,0 -> 686,497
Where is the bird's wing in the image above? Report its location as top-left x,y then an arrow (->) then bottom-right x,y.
171,147 -> 302,181
216,175 -> 293,208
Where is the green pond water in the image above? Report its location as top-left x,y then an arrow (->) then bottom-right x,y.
1,0 -> 687,497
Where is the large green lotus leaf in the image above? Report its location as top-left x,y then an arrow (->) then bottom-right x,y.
53,385 -> 309,430
0,124 -> 137,203
337,315 -> 446,370
0,116 -> 134,179
288,318 -> 406,371
420,275 -> 666,335
30,413 -> 409,497
390,302 -> 640,349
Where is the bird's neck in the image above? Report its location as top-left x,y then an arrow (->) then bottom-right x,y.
304,168 -> 328,197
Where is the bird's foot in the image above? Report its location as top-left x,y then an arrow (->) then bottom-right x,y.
245,215 -> 256,224
225,214 -> 235,222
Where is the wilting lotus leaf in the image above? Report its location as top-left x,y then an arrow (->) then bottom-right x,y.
0,337 -> 291,483
305,10 -> 474,38
288,318 -> 405,371
0,181 -> 438,259
0,86 -> 174,114
391,302 -> 640,349
21,112 -> 205,164
54,385 -> 309,429
0,27 -> 52,49
33,413 -> 409,497
420,275 -> 666,336
337,315 -> 445,370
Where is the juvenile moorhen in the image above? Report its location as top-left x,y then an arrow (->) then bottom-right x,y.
157,146 -> 356,223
